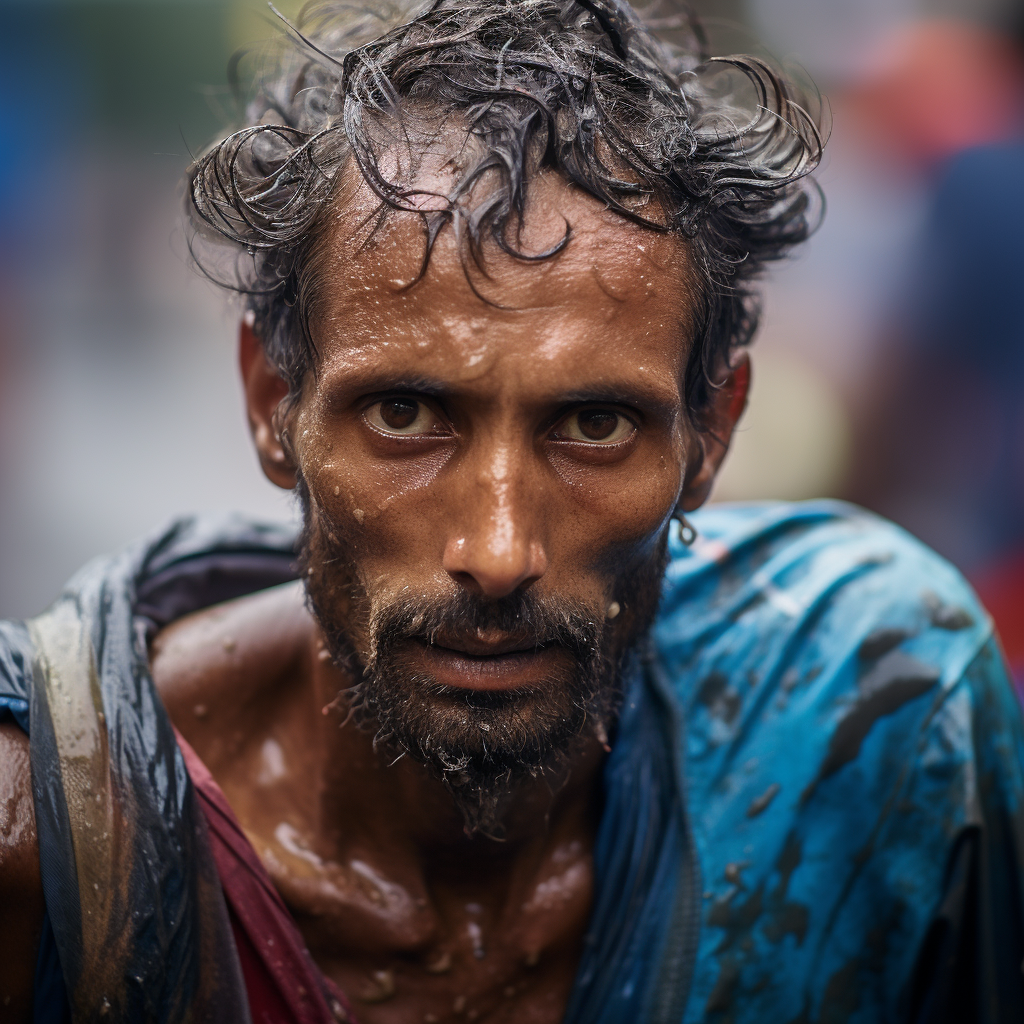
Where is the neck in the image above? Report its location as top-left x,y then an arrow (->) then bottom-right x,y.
309,630 -> 607,864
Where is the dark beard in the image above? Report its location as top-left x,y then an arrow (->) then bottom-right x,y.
298,481 -> 668,837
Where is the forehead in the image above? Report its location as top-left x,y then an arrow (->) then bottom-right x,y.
309,171 -> 695,394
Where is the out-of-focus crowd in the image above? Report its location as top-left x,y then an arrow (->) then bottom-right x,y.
0,0 -> 1021,682
720,0 -> 1024,685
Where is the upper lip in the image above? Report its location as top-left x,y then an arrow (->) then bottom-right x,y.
416,634 -> 548,658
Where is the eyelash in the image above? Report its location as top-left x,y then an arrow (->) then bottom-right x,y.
361,396 -> 639,446
551,408 -> 637,445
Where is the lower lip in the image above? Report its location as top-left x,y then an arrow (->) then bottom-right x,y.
407,641 -> 570,692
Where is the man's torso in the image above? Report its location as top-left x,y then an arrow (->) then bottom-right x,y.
152,580 -> 595,1024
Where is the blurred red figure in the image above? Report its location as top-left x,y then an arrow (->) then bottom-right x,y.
849,19 -> 1024,167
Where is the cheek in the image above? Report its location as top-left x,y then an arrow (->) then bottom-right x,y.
547,443 -> 685,567
294,409 -> 455,544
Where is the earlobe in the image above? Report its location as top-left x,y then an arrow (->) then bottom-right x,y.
239,318 -> 298,490
677,354 -> 751,513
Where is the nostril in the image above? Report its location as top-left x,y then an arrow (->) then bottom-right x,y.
442,535 -> 546,600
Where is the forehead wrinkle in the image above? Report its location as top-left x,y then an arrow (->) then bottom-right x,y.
309,174 -> 696,390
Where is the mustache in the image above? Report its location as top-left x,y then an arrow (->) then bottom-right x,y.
365,588 -> 604,670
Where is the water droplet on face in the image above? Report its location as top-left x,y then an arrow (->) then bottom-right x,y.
607,601 -> 621,620
353,509 -> 365,524
424,950 -> 452,974
358,968 -> 396,1003
334,486 -> 341,496
467,920 -> 485,959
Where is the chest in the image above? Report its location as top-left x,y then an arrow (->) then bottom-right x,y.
227,787 -> 593,1024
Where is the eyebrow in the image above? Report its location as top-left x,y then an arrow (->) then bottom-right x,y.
555,385 -> 680,413
323,370 -> 681,418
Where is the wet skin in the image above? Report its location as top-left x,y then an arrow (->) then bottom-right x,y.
0,175 -> 746,1020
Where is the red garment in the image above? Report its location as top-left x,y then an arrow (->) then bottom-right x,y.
175,730 -> 358,1024
973,548 -> 1024,683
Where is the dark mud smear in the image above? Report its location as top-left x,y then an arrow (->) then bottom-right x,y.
746,782 -> 781,818
705,832 -> 809,1021
698,671 -> 742,724
804,650 -> 940,803
924,592 -> 975,632
857,627 -> 912,662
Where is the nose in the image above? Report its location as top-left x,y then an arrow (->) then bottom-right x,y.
442,445 -> 548,600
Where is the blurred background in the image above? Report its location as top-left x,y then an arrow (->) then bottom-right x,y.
0,0 -> 1021,679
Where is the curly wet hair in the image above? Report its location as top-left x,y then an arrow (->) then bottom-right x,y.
187,0 -> 824,425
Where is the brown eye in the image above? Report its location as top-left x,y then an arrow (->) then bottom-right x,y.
558,409 -> 635,445
365,397 -> 442,436
381,398 -> 419,429
578,410 -> 618,440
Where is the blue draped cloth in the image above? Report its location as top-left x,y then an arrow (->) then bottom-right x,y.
2,500 -> 1023,1022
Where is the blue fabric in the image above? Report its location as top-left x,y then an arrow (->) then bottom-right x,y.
564,656 -> 699,1024
660,500 -> 1024,1021
31,912 -> 71,1024
3,501 -> 1023,1022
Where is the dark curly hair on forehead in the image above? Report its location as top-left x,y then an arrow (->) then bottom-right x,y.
187,0 -> 824,427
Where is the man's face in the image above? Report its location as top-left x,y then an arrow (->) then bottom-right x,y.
282,174 -> 701,828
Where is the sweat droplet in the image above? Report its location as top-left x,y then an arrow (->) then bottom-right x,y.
334,486 -> 340,496
353,509 -> 365,524
607,602 -> 621,620
425,950 -> 452,974
358,969 -> 396,1003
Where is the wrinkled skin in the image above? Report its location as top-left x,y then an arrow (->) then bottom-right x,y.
0,175 -> 747,1021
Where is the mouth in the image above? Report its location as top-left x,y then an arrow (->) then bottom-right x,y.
405,636 -> 572,692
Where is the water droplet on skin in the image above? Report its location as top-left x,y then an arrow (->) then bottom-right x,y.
193,704 -> 208,719
607,602 -> 621,620
467,920 -> 485,959
358,968 -> 396,1003
334,486 -> 341,496
353,509 -> 365,524
425,950 -> 452,974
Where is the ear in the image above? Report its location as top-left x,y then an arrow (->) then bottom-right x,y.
677,354 -> 750,512
239,318 -> 298,489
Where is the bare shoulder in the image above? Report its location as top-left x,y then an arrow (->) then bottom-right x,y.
150,581 -> 316,759
0,722 -> 45,1020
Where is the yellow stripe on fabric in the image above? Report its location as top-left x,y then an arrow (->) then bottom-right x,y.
28,599 -> 132,1020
